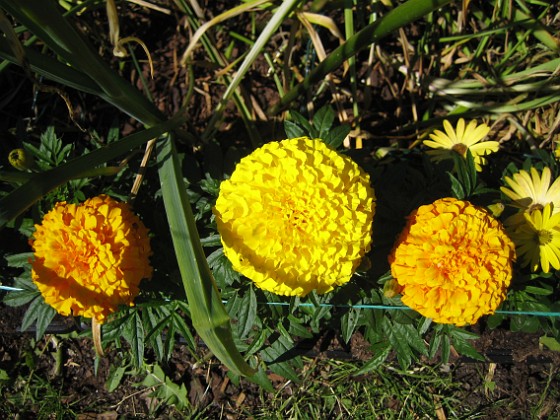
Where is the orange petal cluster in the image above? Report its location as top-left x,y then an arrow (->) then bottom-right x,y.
30,195 -> 152,323
213,137 -> 375,296
389,198 -> 515,326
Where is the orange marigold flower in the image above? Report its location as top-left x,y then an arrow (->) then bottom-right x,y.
30,195 -> 153,323
213,137 -> 375,297
389,197 -> 515,326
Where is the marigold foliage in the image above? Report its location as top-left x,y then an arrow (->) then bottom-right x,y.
213,137 -> 375,297
389,198 -> 515,326
31,195 -> 153,323
423,118 -> 498,172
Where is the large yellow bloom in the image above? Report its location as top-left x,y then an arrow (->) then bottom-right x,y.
509,203 -> 560,273
30,195 -> 153,323
213,137 -> 375,297
423,118 -> 498,172
389,198 -> 515,326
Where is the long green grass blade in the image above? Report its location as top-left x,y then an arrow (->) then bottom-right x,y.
156,134 -> 255,377
269,0 -> 454,114
0,37 -> 103,96
203,0 -> 301,139
0,120 -> 179,228
0,0 -> 163,126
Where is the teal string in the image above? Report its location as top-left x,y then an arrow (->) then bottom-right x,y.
261,301 -> 560,317
2,285 -> 559,317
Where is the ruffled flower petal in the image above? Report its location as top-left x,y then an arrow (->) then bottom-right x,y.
213,137 -> 375,297
389,198 -> 515,326
30,195 -> 153,323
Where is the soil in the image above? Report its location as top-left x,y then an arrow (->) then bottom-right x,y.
1,1 -> 560,418
1,300 -> 560,418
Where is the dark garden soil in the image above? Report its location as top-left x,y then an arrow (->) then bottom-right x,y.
1,301 -> 560,418
1,1 -> 560,418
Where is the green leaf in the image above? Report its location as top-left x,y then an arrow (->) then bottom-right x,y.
313,106 -> 335,139
142,307 -> 166,361
20,295 -> 56,340
3,278 -> 39,307
5,252 -> 34,268
354,341 -> 391,375
122,311 -> 145,368
0,120 -> 180,229
287,315 -> 313,339
142,364 -> 190,410
156,134 -> 255,377
207,248 -> 240,288
341,308 -> 361,344
284,120 -> 307,139
323,124 -> 351,149
235,286 -> 257,339
448,172 -> 465,200
450,328 -> 484,361
539,336 -> 560,352
524,285 -> 553,296
106,365 -> 127,393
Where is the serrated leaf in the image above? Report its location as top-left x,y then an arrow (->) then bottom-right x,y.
122,311 -> 144,367
207,248 -> 240,288
313,106 -> 335,139
142,364 -> 190,410
20,295 -> 56,339
142,307 -> 165,361
524,285 -> 553,296
267,360 -> 301,383
200,233 -> 222,247
234,286 -> 257,339
288,110 -> 316,137
171,304 -> 197,350
341,308 -> 361,344
428,332 -> 442,359
106,365 -> 127,392
448,172 -> 465,200
284,120 -> 307,139
451,334 -> 484,361
383,320 -> 413,369
287,315 -> 313,339
354,341 -> 391,375
323,124 -> 351,149
5,252 -> 34,268
3,286 -> 40,307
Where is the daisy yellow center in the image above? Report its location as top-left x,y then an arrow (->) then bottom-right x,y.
537,229 -> 553,245
451,143 -> 468,157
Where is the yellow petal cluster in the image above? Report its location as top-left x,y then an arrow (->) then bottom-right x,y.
30,195 -> 153,323
389,198 -> 515,326
213,137 -> 375,297
500,167 -> 560,272
423,118 -> 498,172
508,203 -> 560,273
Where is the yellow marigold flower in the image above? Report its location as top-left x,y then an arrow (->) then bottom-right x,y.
389,198 -> 515,326
423,118 -> 498,172
30,195 -> 153,323
508,203 -> 560,273
501,167 -> 560,227
213,137 -> 375,297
